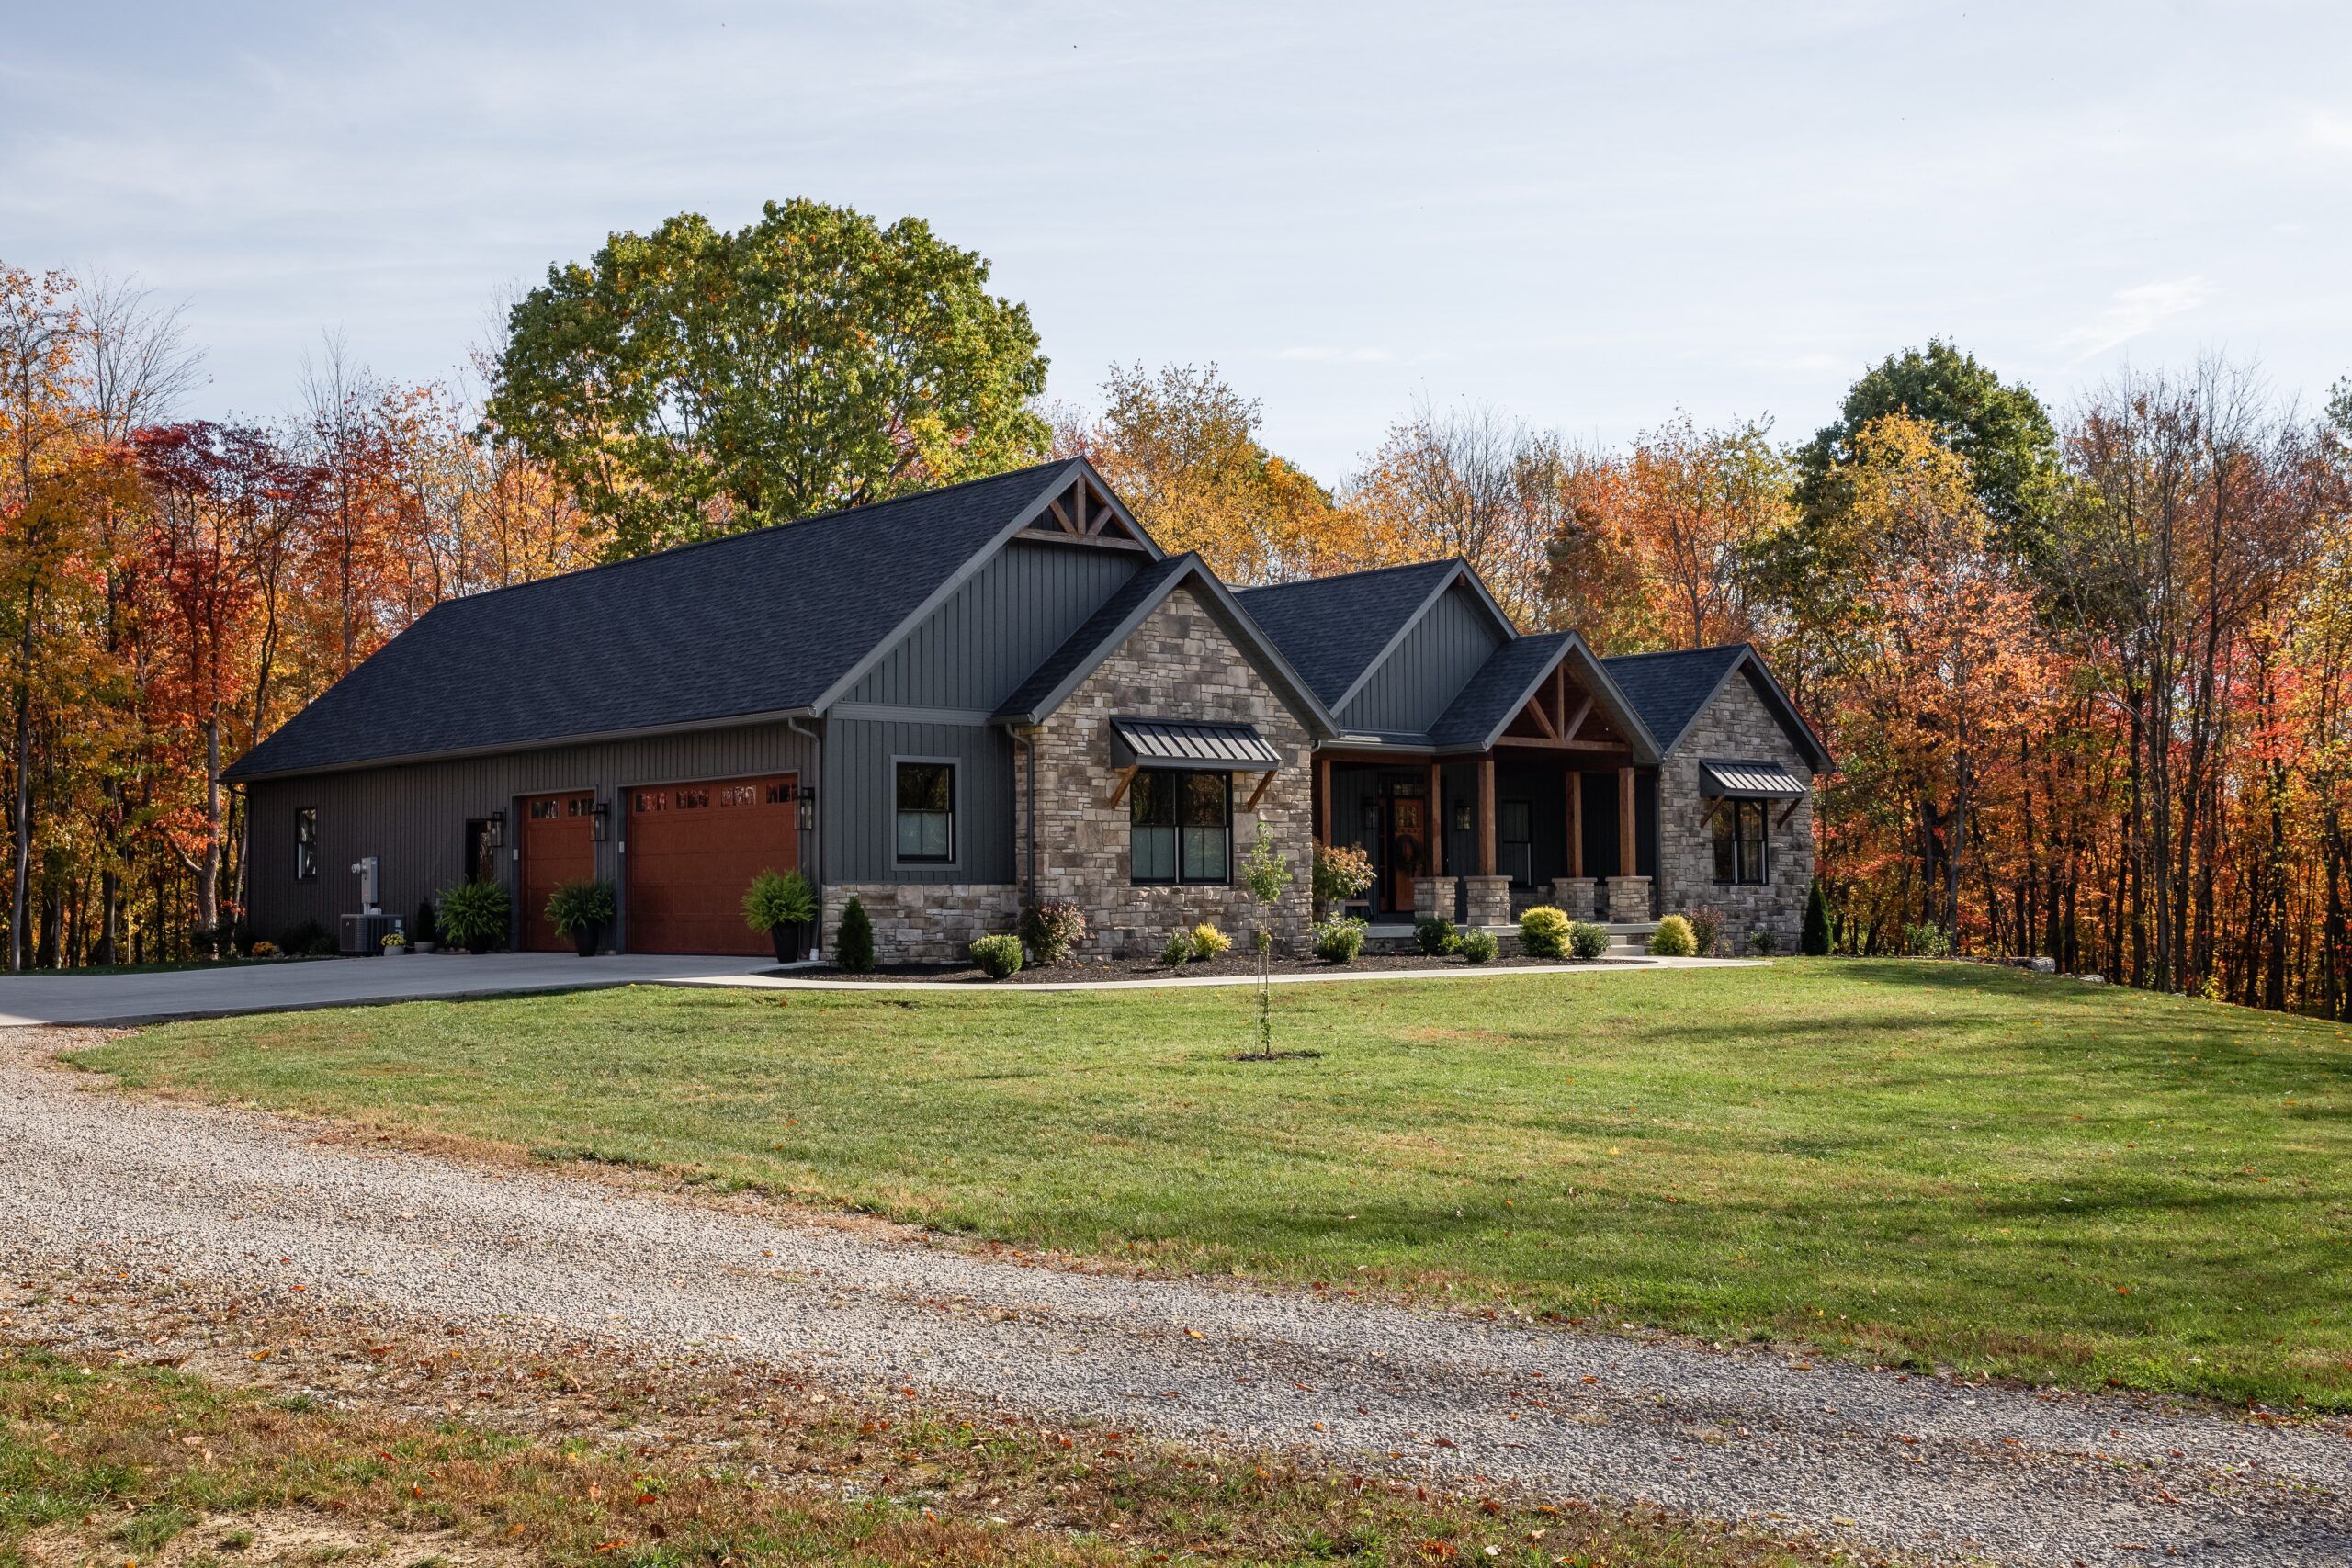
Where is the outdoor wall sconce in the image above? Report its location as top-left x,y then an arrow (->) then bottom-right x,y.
590,802 -> 611,841
797,786 -> 818,831
1361,802 -> 1381,831
486,810 -> 505,848
1453,803 -> 1473,831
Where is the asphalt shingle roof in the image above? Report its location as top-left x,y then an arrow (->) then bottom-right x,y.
1428,633 -> 1570,749
225,461 -> 1076,781
1235,559 -> 1460,708
1599,644 -> 1750,755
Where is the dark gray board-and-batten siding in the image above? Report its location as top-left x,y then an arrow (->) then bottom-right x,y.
244,723 -> 819,947
1335,581 -> 1507,734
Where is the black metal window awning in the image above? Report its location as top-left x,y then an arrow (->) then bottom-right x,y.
1111,717 -> 1282,771
1701,760 -> 1807,799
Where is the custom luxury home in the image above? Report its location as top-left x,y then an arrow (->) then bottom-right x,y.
229,459 -> 1830,962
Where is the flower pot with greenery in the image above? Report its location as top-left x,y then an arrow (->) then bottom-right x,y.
546,878 -> 616,957
741,868 -> 818,963
435,880 -> 511,954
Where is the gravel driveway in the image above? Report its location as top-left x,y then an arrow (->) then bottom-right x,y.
8,1029 -> 2346,1567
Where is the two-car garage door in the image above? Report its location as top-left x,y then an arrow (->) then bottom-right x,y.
624,773 -> 799,955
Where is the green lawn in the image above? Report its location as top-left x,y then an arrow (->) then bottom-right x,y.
74,961 -> 2352,1409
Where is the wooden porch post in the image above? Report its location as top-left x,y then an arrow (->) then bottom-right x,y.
1566,771 -> 1583,877
1478,756 -> 1498,877
1617,765 -> 1637,877
1316,755 -> 1330,845
1428,761 -> 1443,874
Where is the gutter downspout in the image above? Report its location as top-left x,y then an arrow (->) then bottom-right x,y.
789,716 -> 823,955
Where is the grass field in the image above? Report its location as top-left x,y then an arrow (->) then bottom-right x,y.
74,960 -> 2352,1409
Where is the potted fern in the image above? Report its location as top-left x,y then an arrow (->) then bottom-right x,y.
546,878 -> 616,957
436,880 -> 511,954
741,868 -> 818,963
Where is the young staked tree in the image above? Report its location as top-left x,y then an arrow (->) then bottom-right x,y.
1238,821 -> 1294,1060
492,198 -> 1049,558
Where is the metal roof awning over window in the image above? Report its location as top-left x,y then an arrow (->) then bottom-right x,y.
1702,760 -> 1807,799
1111,717 -> 1282,771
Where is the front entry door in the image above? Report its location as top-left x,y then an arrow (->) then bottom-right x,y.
1385,796 -> 1428,915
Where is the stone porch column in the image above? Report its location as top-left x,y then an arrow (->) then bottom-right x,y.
1414,875 -> 1459,924
1462,874 -> 1512,929
1549,876 -> 1600,920
1605,874 -> 1653,922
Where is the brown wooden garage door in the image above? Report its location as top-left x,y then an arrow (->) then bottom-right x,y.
626,773 -> 798,955
519,791 -> 595,952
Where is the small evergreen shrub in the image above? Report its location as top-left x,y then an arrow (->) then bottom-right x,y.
1020,899 -> 1087,965
1686,907 -> 1724,958
1189,922 -> 1232,960
741,869 -> 816,932
1159,931 -> 1194,968
436,880 -> 512,952
969,933 -> 1024,980
836,896 -> 876,973
1414,916 -> 1460,956
1518,905 -> 1572,959
1748,926 -> 1778,955
414,898 -> 439,946
278,918 -> 329,955
1647,914 -> 1698,957
1801,878 -> 1832,956
1903,920 -> 1951,958
1567,919 -> 1611,960
1458,928 -> 1499,964
1311,916 -> 1367,964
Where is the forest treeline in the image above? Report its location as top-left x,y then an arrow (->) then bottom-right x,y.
6,199 -> 2350,1010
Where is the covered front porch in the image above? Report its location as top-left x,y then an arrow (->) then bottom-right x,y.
1310,641 -> 1661,931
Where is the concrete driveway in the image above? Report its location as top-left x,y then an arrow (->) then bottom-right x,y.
0,952 -> 774,1027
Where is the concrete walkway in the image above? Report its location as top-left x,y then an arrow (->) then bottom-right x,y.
0,951 -> 771,1027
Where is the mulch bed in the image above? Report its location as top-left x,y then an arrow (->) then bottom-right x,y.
801,950 -> 1621,985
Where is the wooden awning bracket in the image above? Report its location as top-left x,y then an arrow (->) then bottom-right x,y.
1107,764 -> 1138,808
1245,769 -> 1275,811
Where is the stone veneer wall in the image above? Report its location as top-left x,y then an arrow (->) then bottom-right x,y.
820,882 -> 1019,964
1016,585 -> 1316,958
1653,671 -> 1815,953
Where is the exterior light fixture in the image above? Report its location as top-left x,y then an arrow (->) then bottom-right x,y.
797,785 -> 818,832
486,810 -> 505,848
1453,803 -> 1473,832
590,802 -> 611,842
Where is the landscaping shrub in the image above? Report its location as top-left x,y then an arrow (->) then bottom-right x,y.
1311,916 -> 1367,964
1518,905 -> 1572,959
1686,907 -> 1724,958
968,933 -> 1024,980
413,898 -> 439,946
835,897 -> 875,973
1457,928 -> 1498,964
1414,916 -> 1460,956
741,869 -> 816,933
547,878 -> 616,940
247,940 -> 279,958
1019,899 -> 1087,965
277,919 -> 329,955
1159,931 -> 1193,968
1904,919 -> 1952,958
1189,921 -> 1232,960
1647,914 -> 1698,957
1802,877 -> 1832,956
436,880 -> 512,953
1748,926 -> 1778,955
1311,840 -> 1375,914
1567,920 -> 1611,960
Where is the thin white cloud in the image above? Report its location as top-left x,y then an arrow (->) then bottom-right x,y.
2055,276 -> 2214,361
1278,345 -> 1398,364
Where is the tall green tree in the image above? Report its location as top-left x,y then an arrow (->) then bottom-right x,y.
490,198 -> 1049,558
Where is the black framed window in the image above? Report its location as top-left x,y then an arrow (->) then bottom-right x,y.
895,761 -> 955,863
1712,799 -> 1770,886
294,807 -> 318,881
1498,800 -> 1533,886
1130,769 -> 1230,885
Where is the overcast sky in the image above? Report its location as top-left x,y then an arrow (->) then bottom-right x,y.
5,1 -> 2346,479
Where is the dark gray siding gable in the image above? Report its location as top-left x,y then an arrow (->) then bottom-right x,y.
1338,581 -> 1507,734
840,539 -> 1143,713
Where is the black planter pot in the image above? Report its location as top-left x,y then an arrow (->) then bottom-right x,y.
573,922 -> 600,958
771,922 -> 807,964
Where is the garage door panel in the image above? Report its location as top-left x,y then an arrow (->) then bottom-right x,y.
627,773 -> 797,955
520,792 -> 595,952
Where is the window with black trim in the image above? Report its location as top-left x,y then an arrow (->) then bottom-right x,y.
895,761 -> 955,863
295,807 -> 319,882
1712,799 -> 1770,886
1130,770 -> 1230,885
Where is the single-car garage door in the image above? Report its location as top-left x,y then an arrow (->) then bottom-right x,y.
626,773 -> 798,954
519,791 -> 595,952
